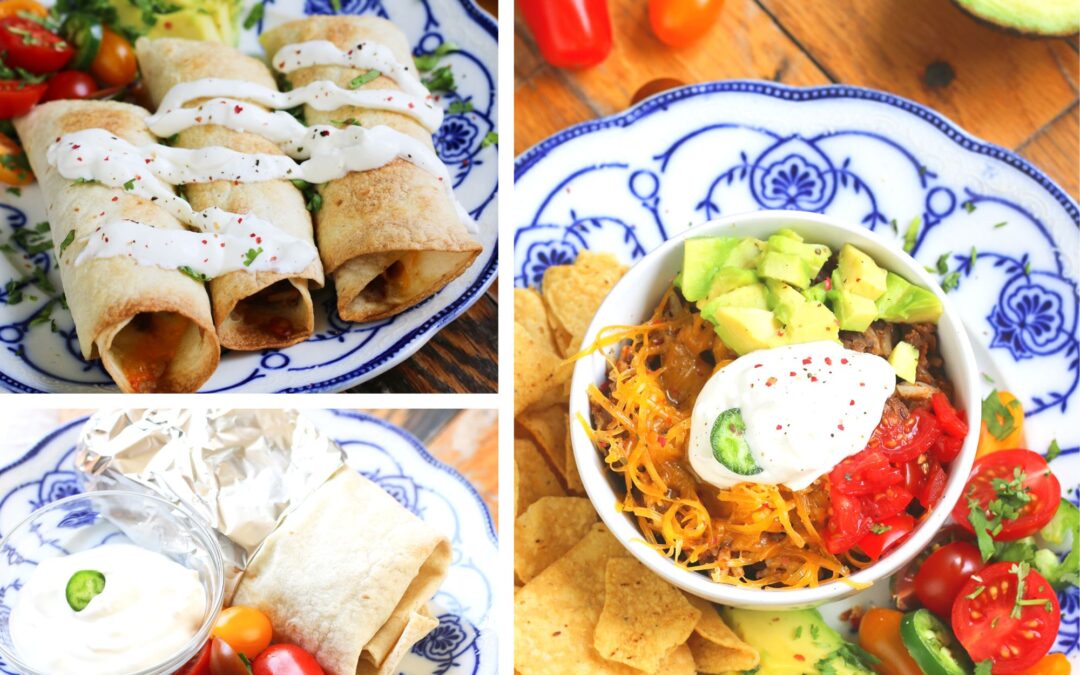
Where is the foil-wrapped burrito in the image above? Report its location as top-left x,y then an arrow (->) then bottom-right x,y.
76,409 -> 451,675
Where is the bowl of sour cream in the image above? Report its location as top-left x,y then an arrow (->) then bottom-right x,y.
569,209 -> 981,609
0,490 -> 225,675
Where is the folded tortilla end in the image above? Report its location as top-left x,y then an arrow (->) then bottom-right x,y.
97,306 -> 219,393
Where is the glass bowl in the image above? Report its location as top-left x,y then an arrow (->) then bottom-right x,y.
0,490 -> 224,675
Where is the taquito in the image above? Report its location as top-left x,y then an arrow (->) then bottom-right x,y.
233,468 -> 451,675
136,37 -> 325,350
14,100 -> 219,393
260,16 -> 482,322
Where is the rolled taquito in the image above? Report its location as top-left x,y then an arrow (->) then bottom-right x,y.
233,468 -> 451,675
136,37 -> 325,350
260,16 -> 482,322
14,100 -> 219,392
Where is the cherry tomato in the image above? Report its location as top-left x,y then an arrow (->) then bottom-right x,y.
630,77 -> 685,106
858,607 -> 922,675
952,449 -> 1060,541
647,0 -> 725,47
177,641 -> 212,675
823,490 -> 870,554
0,0 -> 45,19
1021,653 -> 1072,675
892,525 -> 974,611
209,637 -> 251,675
253,644 -> 325,675
856,513 -> 915,561
931,391 -> 969,439
518,0 -> 612,69
913,541 -> 983,617
978,390 -> 1025,457
211,605 -> 273,660
41,70 -> 96,102
917,460 -> 947,510
0,79 -> 45,119
931,434 -> 963,463
89,27 -> 136,87
830,449 -> 902,495
0,17 -> 72,74
0,132 -> 31,184
953,561 -> 1060,673
864,484 -> 915,521
881,408 -> 942,463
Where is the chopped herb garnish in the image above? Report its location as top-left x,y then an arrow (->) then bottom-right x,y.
965,585 -> 985,599
414,42 -> 456,71
58,229 -> 75,257
975,660 -> 993,675
969,246 -> 977,269
1046,439 -> 1061,462
11,221 -> 52,255
5,186 -> 19,197
1024,261 -> 1032,276
794,626 -> 802,639
809,624 -> 820,641
242,247 -> 263,267
0,151 -> 31,181
71,177 -> 98,185
935,252 -> 949,274
290,179 -> 310,190
122,178 -> 135,191
993,221 -> 1007,228
448,99 -> 474,114
306,191 -> 322,212
981,372 -> 994,384
243,2 -> 265,30
889,218 -> 898,235
5,279 -> 22,305
902,216 -> 921,253
331,118 -> 361,127
982,389 -> 1020,441
423,65 -> 455,92
330,0 -> 341,11
870,523 -> 892,534
964,200 -> 976,213
178,266 -> 208,283
967,466 -> 1033,561
941,271 -> 960,292
481,131 -> 499,148
349,69 -> 381,89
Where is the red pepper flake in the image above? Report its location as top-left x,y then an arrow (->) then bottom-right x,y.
754,363 -> 763,368
825,357 -> 833,365
278,61 -> 285,69
249,233 -> 255,238
658,436 -> 667,447
408,102 -> 415,109
810,376 -> 818,382
838,423 -> 845,431
270,256 -> 277,262
802,357 -> 812,365
795,655 -> 805,662
195,116 -> 203,123
386,96 -> 394,101
765,377 -> 777,387
111,196 -> 118,202
841,358 -> 849,365
255,237 -> 262,244
823,277 -> 832,291
234,105 -> 244,114
859,382 -> 865,387
849,400 -> 855,406
789,371 -> 797,377
71,144 -> 80,150
776,424 -> 782,430
220,243 -> 225,248
144,158 -> 152,164
201,239 -> 207,244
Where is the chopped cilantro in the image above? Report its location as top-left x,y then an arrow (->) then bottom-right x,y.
794,625 -> 802,639
965,585 -> 985,600
889,218 -> 898,235
71,177 -> 98,185
902,216 -> 921,253
481,131 -> 499,148
330,0 -> 341,11
809,624 -> 820,641
993,221 -> 1007,228
122,178 -> 136,191
331,118 -> 361,127
11,221 -> 52,255
423,65 -> 455,92
870,523 -> 892,534
975,660 -> 993,675
243,2 -> 265,30
242,247 -> 263,267
5,279 -> 22,305
58,229 -> 75,257
935,252 -> 949,274
349,70 -> 381,89
941,271 -> 960,292
964,200 -> 976,213
1047,439 -> 1061,462
414,42 -> 456,72
981,372 -> 994,384
448,99 -> 474,114
1024,261 -> 1032,276
306,190 -> 322,212
178,266 -> 208,283
5,186 -> 19,197
970,246 -> 977,269
982,389 -> 1020,441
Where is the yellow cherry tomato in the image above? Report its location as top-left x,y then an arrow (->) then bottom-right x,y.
858,607 -> 922,675
977,390 -> 1025,457
1021,653 -> 1071,675
0,133 -> 32,186
90,27 -> 137,88
0,0 -> 47,19
211,606 -> 273,660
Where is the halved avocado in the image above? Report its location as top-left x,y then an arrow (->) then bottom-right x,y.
953,0 -> 1078,36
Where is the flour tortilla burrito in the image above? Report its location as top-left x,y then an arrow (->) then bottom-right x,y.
260,16 -> 482,322
233,468 -> 451,675
135,37 -> 325,350
14,100 -> 219,392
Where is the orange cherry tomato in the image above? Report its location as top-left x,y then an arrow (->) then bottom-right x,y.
89,27 -> 137,88
0,133 -> 32,185
1021,653 -> 1072,675
211,606 -> 273,660
977,389 -> 1024,457
858,607 -> 922,675
0,0 -> 47,19
647,0 -> 725,47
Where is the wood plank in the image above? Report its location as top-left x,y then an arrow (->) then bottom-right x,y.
1019,103 -> 1080,200
757,0 -> 1078,148
514,0 -> 831,152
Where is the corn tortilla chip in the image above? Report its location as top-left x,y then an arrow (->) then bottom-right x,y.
514,438 -> 564,516
564,414 -> 585,495
541,251 -> 627,356
683,595 -> 760,672
593,557 -> 701,673
519,405 -> 568,479
514,321 -> 568,415
514,288 -> 557,353
514,497 -> 597,583
514,524 -> 637,675
657,644 -> 696,675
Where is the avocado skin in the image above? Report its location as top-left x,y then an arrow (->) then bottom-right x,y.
952,0 -> 1078,36
720,607 -> 876,674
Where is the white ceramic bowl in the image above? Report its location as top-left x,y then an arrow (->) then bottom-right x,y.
569,209 -> 980,609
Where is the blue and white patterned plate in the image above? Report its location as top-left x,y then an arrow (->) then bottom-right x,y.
0,0 -> 497,392
514,81 -> 1079,659
0,410 -> 498,674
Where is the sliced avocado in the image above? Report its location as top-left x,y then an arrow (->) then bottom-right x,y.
703,268 -> 759,301
889,341 -> 919,383
680,237 -> 740,302
757,250 -> 811,289
701,284 -> 769,316
720,608 -> 876,675
803,281 -> 828,304
766,235 -> 832,277
837,244 -> 888,300
833,287 -> 878,332
952,0 -> 1078,36
709,307 -> 786,355
766,279 -> 807,325
710,408 -> 763,475
786,301 -> 841,345
876,272 -> 943,323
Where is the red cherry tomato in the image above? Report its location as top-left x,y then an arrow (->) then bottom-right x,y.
0,17 -> 73,74
518,0 -> 612,69
0,79 -> 46,118
647,0 -> 725,47
931,391 -> 969,439
917,460 -> 948,510
891,525 -> 974,611
931,434 -> 964,463
864,485 -> 915,521
252,644 -> 325,675
913,541 -> 983,618
41,70 -> 96,102
823,490 -> 870,554
209,637 -> 250,675
856,513 -> 915,561
176,641 -> 212,675
952,449 -> 1060,541
830,449 -> 902,495
953,561 -> 1060,673
878,407 -> 942,463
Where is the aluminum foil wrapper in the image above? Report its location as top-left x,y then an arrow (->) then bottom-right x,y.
75,409 -> 345,596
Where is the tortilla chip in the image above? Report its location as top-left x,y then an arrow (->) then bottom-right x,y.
564,415 -> 585,495
519,405 -> 568,479
514,438 -> 564,516
683,595 -> 760,673
514,320 -> 567,415
514,524 -> 637,675
514,287 -> 557,353
541,251 -> 627,355
515,497 -> 598,583
657,644 -> 696,675
593,558 -> 701,673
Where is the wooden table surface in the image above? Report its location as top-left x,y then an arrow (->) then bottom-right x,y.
351,0 -> 501,393
515,0 -> 1080,201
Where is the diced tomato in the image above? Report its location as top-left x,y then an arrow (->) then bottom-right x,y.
824,490 -> 870,554
931,391 -> 968,439
856,514 -> 915,561
830,449 -> 903,495
880,408 -> 942,463
930,434 -> 963,463
917,461 -> 947,510
864,485 -> 915,521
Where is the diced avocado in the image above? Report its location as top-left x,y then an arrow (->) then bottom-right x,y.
837,244 -> 888,300
833,288 -> 878,332
803,282 -> 828,304
726,237 -> 767,269
766,235 -> 832,277
703,268 -> 759,301
766,280 -> 807,325
775,228 -> 804,242
785,301 -> 840,345
709,307 -> 786,355
110,0 -> 241,44
721,608 -> 876,675
701,284 -> 769,316
757,250 -> 811,289
681,237 -> 741,302
888,341 -> 919,383
876,272 -> 943,323
952,0 -> 1078,37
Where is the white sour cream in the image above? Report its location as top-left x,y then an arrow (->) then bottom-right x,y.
10,544 -> 206,675
271,39 -> 429,98
687,341 -> 896,491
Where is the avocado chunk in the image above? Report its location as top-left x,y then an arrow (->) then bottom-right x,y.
775,227 -> 804,242
703,268 -> 759,301
876,272 -> 943,323
833,287 -> 878,332
785,301 -> 840,345
700,284 -> 769,317
757,250 -> 811,289
803,281 -> 828,304
680,237 -> 740,301
709,307 -> 786,355
889,341 -> 919,383
766,234 -> 832,277
109,0 -> 241,44
837,244 -> 888,300
720,607 -> 876,675
766,279 -> 807,325
952,0 -> 1078,36
726,237 -> 767,269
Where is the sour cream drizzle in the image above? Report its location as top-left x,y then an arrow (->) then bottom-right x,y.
272,39 -> 429,98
